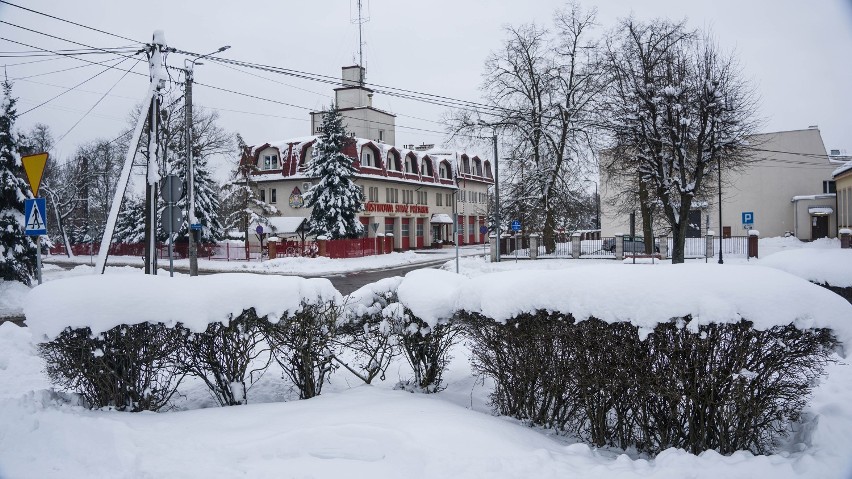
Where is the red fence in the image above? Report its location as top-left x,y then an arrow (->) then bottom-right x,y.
325,238 -> 377,259
49,239 -> 379,261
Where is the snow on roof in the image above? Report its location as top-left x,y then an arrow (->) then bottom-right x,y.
833,160 -> 852,177
24,274 -> 342,339
396,265 -> 852,348
252,216 -> 307,235
760,248 -> 852,289
808,207 -> 834,216
792,194 -> 836,201
430,213 -> 454,224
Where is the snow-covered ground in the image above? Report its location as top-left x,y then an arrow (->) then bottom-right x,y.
1,237 -> 851,478
44,244 -> 487,276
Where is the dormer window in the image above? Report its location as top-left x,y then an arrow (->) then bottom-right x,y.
473,159 -> 482,176
421,158 -> 434,177
405,154 -> 418,174
262,154 -> 279,170
439,162 -> 451,179
361,150 -> 374,168
387,152 -> 400,171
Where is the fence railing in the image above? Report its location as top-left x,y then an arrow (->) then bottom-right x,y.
325,238 -> 377,259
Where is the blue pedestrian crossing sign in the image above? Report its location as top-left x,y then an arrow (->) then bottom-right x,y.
511,219 -> 521,231
24,198 -> 47,235
742,211 -> 754,225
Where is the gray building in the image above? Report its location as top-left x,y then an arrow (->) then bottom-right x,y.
600,127 -> 839,241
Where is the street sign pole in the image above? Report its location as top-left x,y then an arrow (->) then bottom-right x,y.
22,153 -> 49,285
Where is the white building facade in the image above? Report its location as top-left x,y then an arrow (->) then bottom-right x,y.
241,66 -> 493,250
600,127 -> 840,241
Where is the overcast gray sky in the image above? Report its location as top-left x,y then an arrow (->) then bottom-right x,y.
3,0 -> 851,173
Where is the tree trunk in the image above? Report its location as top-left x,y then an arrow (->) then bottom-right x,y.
638,179 -> 655,254
543,208 -> 556,254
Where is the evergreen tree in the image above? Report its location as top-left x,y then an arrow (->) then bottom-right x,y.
166,153 -> 224,243
304,104 -> 364,239
0,79 -> 38,285
112,196 -> 146,244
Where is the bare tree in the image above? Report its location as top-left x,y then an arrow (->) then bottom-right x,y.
450,2 -> 605,252
603,19 -> 758,263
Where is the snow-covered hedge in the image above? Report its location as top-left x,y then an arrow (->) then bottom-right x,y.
24,274 -> 342,340
397,265 -> 852,347
28,274 -> 343,410
398,266 -> 851,455
343,276 -> 461,392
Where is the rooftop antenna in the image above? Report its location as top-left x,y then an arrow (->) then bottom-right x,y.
351,0 -> 370,84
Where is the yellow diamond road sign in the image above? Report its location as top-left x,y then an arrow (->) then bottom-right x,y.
22,152 -> 49,197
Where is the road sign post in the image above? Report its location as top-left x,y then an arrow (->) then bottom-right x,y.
22,153 -> 49,285
25,198 -> 47,284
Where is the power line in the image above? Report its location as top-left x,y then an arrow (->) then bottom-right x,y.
0,21 -> 144,64
11,55 -> 137,81
173,50 -> 506,115
0,0 -> 143,45
19,57 -> 129,116
0,37 -> 148,79
56,58 -> 142,143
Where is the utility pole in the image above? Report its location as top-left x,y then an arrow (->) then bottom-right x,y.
95,30 -> 166,275
184,46 -> 230,276
492,133 -> 500,262
185,66 -> 197,276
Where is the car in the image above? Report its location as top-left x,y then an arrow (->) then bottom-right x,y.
602,236 -> 660,254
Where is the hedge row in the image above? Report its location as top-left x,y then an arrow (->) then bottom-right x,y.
38,295 -> 460,411
460,311 -> 836,455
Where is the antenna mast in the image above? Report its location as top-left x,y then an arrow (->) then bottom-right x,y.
351,0 -> 369,84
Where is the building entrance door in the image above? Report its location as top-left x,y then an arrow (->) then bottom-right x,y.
811,215 -> 829,239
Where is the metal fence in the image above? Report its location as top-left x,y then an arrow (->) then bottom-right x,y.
325,238 -> 377,259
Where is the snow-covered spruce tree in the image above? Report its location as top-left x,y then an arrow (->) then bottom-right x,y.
220,169 -> 278,238
304,104 -> 364,239
166,153 -> 224,243
112,195 -> 146,244
0,79 -> 37,285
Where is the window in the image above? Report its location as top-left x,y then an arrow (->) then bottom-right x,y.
359,185 -> 365,201
417,191 -> 427,205
259,189 -> 266,202
385,221 -> 394,235
439,162 -> 451,179
462,157 -> 471,174
361,150 -> 374,167
473,160 -> 482,176
402,189 -> 415,204
446,193 -> 451,206
824,180 -> 836,194
368,186 -> 379,202
436,193 -> 442,206
416,221 -> 423,237
401,220 -> 409,237
421,159 -> 433,177
270,188 -> 277,203
379,130 -> 385,142
405,155 -> 417,174
386,188 -> 399,203
387,153 -> 399,171
262,154 -> 278,170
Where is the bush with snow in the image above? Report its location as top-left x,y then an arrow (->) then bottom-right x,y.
259,302 -> 341,400
38,322 -> 185,412
462,311 -> 836,455
177,309 -> 270,407
397,265 -> 852,455
345,275 -> 460,393
336,277 -> 403,384
28,274 -> 343,408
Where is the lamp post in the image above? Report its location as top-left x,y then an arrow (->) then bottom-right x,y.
717,153 -> 723,264
184,45 -> 230,276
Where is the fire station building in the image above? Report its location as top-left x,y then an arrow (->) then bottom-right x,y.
240,65 -> 493,250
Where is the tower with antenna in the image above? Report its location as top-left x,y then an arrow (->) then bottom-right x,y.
351,0 -> 369,85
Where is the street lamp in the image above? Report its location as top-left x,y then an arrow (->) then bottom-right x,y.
184,45 -> 230,276
478,121 -> 500,262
